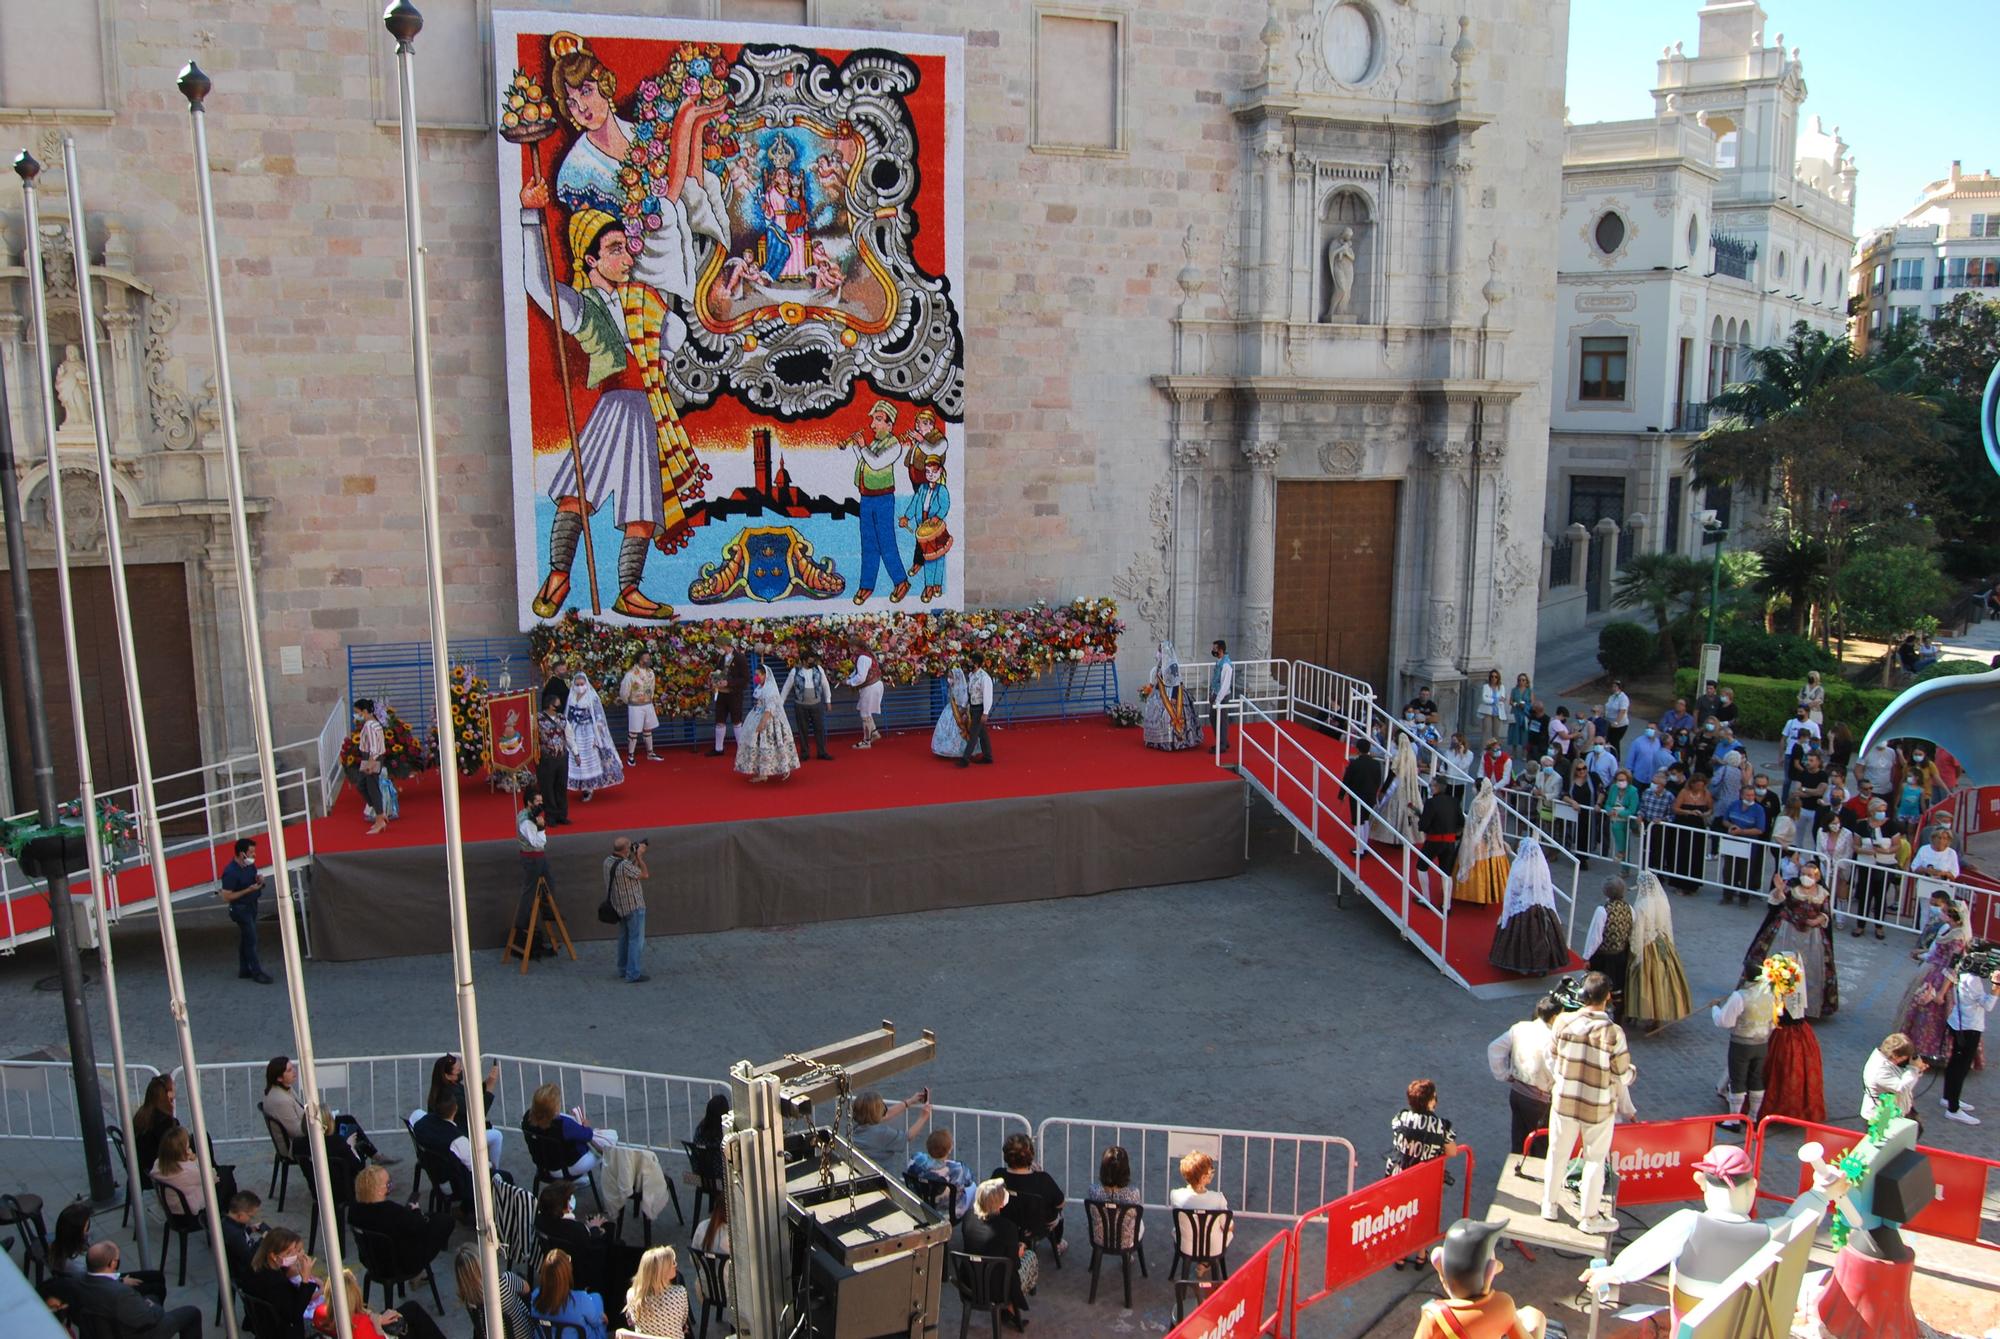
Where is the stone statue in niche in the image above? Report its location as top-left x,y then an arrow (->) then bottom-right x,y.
1319,189 -> 1371,322
54,344 -> 93,430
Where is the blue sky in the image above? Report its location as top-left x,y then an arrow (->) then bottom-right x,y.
1565,0 -> 1999,233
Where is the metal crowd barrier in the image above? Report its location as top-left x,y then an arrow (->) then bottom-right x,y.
0,1062 -> 162,1142
1033,1114 -> 1356,1223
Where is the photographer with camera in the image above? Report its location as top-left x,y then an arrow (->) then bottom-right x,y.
1941,949 -> 1999,1126
514,788 -> 557,960
607,835 -> 651,984
1861,1033 -> 1927,1123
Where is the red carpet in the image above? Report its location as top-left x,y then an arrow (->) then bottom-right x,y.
1234,719 -> 1585,990
316,717 -> 1228,852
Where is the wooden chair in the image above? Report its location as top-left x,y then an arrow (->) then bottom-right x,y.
1083,1199 -> 1148,1308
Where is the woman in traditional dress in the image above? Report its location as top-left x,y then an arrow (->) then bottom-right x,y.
1896,896 -> 1974,1065
563,673 -> 626,802
931,665 -> 970,759
1454,780 -> 1511,906
1757,954 -> 1825,1123
736,665 -> 800,783
1627,872 -> 1694,1032
1138,641 -> 1205,751
1742,862 -> 1840,1019
1489,837 -> 1570,975
1386,738 -> 1425,849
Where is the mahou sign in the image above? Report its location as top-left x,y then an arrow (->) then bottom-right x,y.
1167,1234 -> 1287,1339
1608,1116 -> 1733,1208
1318,1155 -> 1447,1291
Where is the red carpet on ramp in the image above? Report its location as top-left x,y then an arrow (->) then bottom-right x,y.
313,717 -> 1231,854
1234,719 -> 1585,989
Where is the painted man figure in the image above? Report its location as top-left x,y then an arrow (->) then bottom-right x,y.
519,160 -> 726,619
843,399 -> 911,605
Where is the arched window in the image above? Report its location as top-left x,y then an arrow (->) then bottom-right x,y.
1594,211 -> 1628,256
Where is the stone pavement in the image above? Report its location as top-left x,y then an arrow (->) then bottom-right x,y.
0,800 -> 1992,1336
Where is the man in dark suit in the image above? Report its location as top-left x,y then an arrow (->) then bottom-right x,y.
710,640 -> 751,755
71,1241 -> 202,1339
1341,738 -> 1386,859
412,1094 -> 476,1212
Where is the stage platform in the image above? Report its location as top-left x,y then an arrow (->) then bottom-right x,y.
305,719 -> 1246,961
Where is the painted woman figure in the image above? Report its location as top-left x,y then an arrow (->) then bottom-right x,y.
931,665 -> 970,759
1453,780 -> 1511,906
1742,863 -> 1840,1019
758,135 -> 811,280
1626,872 -> 1694,1031
736,665 -> 800,783
1489,837 -> 1570,976
1896,897 -> 1974,1064
563,672 -> 626,801
1138,641 -> 1205,751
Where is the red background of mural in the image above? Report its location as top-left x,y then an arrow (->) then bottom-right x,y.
509,29 -> 950,459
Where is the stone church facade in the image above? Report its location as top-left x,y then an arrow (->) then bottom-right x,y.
0,0 -> 1564,804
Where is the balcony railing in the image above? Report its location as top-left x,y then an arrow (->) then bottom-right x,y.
1548,538 -> 1575,587
1675,401 -> 1712,432
1712,232 -> 1758,280
1890,276 -> 1926,290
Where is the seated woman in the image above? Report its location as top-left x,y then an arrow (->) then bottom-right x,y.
1086,1144 -> 1145,1247
523,1083 -> 607,1178
262,1055 -> 380,1163
451,1244 -> 536,1339
131,1074 -> 180,1192
49,1200 -> 167,1303
152,1126 -> 235,1223
241,1228 -> 321,1339
1167,1150 -> 1235,1264
531,1248 -> 610,1339
536,1182 -> 612,1294
693,1193 -> 730,1259
349,1165 -> 455,1280
310,1266 -> 446,1339
993,1132 -> 1065,1254
623,1244 -> 693,1339
957,1179 -> 1029,1328
849,1089 -> 931,1175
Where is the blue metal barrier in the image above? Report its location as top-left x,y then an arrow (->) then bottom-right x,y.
346,637 -> 1119,747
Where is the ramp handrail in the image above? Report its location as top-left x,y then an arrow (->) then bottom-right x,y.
1033,1115 -> 1356,1222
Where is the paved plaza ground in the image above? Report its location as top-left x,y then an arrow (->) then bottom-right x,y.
2,798 -> 1995,1336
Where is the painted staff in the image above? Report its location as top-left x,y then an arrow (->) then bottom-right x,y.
13,150 -> 146,1256
167,74 -> 355,1338
383,7 -> 506,1336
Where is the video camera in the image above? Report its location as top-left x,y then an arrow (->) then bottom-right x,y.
1961,940 -> 2000,978
1549,974 -> 1588,1013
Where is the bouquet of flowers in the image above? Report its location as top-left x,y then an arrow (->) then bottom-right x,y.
619,43 -> 741,248
1106,703 -> 1143,728
339,704 -> 430,778
1760,953 -> 1803,1003
448,664 -> 491,777
55,796 -> 140,855
529,599 -> 1125,717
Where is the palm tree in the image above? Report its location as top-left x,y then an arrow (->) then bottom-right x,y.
1755,533 -> 1832,637
1612,553 -> 1708,669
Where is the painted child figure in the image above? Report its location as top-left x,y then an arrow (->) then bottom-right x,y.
1414,1219 -> 1545,1339
898,453 -> 952,603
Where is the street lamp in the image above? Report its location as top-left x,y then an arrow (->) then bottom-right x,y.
1700,507 -> 1728,645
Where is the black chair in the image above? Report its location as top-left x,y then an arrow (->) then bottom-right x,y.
520,1121 -> 605,1214
1083,1199 -> 1148,1308
1008,1190 -> 1062,1270
263,1113 -> 309,1212
532,1319 -> 589,1339
154,1181 -> 206,1287
946,1251 -> 1013,1339
687,1245 -> 730,1339
411,1141 -> 462,1217
106,1126 -> 143,1236
353,1223 -> 445,1312
304,1153 -> 357,1258
1167,1207 -> 1235,1322
1,1193 -> 50,1285
683,1140 -> 725,1231
239,1288 -> 288,1339
904,1169 -> 960,1224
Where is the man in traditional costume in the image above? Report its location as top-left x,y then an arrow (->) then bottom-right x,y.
519,170 -> 723,619
620,651 -> 660,765
845,641 -> 886,748
842,400 -> 911,604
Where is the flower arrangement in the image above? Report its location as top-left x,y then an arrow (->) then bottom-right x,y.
56,796 -> 140,856
1760,953 -> 1803,1003
499,68 -> 556,137
339,705 -> 430,778
620,43 -> 741,248
1106,703 -> 1143,728
448,665 -> 491,777
529,599 -> 1125,717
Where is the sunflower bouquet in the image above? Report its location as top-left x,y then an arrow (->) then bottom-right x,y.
448,664 -> 492,777
1760,953 -> 1803,1003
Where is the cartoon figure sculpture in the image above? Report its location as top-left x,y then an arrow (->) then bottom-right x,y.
1581,1145 -> 1774,1320
1413,1219 -> 1546,1339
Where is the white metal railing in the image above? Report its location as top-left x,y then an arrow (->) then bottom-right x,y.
1183,657 -> 1292,714
486,1054 -> 730,1168
315,699 -> 351,813
1033,1116 -> 1356,1222
1286,662 -> 1376,742
0,1061 -> 162,1141
923,1105 -> 1033,1184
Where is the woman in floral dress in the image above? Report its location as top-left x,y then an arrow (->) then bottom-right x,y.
735,666 -> 800,782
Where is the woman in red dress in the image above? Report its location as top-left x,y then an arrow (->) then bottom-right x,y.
1755,953 -> 1825,1123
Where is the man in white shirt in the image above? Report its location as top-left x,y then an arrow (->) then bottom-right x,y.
1861,740 -> 1899,795
1487,995 -> 1559,1159
1942,960 -> 1998,1124
1604,681 -> 1631,751
1861,1034 -> 1926,1120
786,650 -> 835,762
512,790 -> 556,959
1780,707 -> 1821,773
1209,640 -> 1234,751
959,653 -> 995,766
619,652 -> 660,765
845,643 -> 885,748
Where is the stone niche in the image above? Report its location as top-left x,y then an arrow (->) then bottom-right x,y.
1318,186 -> 1373,323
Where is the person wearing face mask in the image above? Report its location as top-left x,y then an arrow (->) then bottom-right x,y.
1779,708 -> 1821,799
1719,777 -> 1771,903
1638,768 -> 1675,870
1713,687 -> 1738,728
1791,750 -> 1830,847
1743,862 -> 1840,1020
1852,800 -> 1904,934
1895,747 -> 1938,825
1482,738 -> 1515,791
1861,738 -> 1899,795
1624,725 -> 1672,790
1815,811 -> 1857,931
1603,769 -> 1641,866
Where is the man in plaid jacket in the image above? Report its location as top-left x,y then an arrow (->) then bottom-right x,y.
1541,972 -> 1633,1234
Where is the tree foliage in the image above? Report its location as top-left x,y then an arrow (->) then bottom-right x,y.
1611,553 -> 1708,669
1836,545 -> 1955,642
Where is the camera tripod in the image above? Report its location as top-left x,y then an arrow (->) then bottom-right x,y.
503,873 -> 576,974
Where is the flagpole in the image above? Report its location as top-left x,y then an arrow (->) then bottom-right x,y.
12,150 -> 142,1246
166,75 -> 355,1338
57,136 -> 240,1339
382,8 -> 505,1335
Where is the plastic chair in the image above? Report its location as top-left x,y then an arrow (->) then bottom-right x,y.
239,1287 -> 288,1339
682,1139 -> 725,1231
1007,1190 -> 1062,1270
904,1168 -> 961,1224
532,1318 -> 590,1339
411,1141 -> 463,1217
1,1193 -> 50,1284
1083,1199 -> 1148,1308
153,1181 -> 206,1287
263,1113 -> 309,1212
686,1245 -> 730,1339
521,1121 -> 605,1214
106,1126 -> 141,1235
352,1223 -> 445,1313
304,1152 -> 357,1258
1167,1207 -> 1234,1321
946,1250 -> 1013,1339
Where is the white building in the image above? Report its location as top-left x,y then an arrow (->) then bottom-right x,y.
1538,0 -> 1853,638
1851,162 -> 2000,356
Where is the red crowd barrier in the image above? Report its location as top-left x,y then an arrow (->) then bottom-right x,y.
1752,1115 -> 1999,1251
1288,1147 -> 1474,1330
1165,1232 -> 1291,1339
1608,1114 -> 1745,1207
1967,785 -> 2000,836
